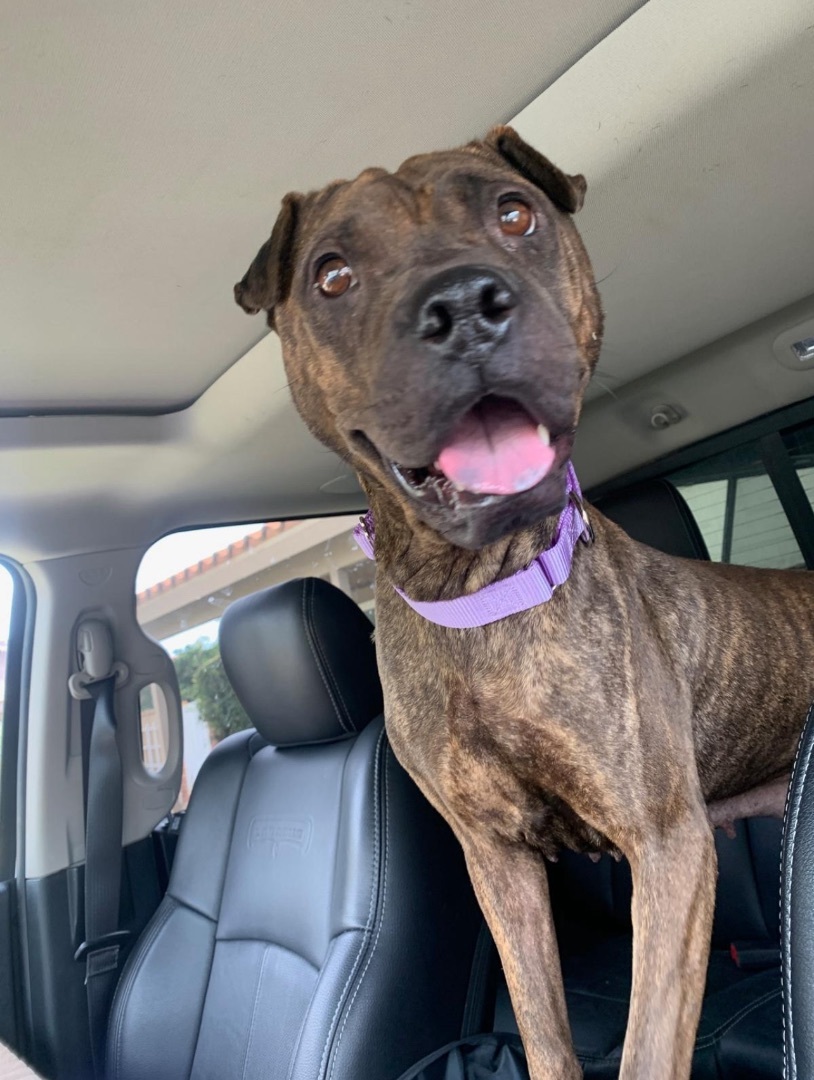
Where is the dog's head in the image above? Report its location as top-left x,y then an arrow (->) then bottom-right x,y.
235,126 -> 602,549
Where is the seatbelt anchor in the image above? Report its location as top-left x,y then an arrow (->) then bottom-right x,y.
68,618 -> 129,700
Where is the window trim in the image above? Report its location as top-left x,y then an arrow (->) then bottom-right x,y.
720,477 -> 737,563
758,431 -> 814,568
0,558 -> 32,882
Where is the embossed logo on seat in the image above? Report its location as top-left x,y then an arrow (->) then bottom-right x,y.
248,816 -> 312,857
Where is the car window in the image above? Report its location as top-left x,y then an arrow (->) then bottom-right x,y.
136,515 -> 371,810
669,440 -> 805,569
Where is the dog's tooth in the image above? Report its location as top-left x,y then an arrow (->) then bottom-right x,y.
536,424 -> 551,447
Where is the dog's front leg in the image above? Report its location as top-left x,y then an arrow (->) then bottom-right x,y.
619,810 -> 717,1080
457,829 -> 581,1080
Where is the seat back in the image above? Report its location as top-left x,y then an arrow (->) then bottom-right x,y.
108,578 -> 482,1080
548,819 -> 781,947
595,477 -> 711,561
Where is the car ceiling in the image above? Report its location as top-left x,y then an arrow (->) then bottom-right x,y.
2,0 -> 814,562
0,0 -> 645,413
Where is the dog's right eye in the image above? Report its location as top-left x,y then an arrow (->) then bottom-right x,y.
498,197 -> 536,237
315,256 -> 353,297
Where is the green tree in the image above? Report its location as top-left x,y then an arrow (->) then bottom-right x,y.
173,638 -> 252,744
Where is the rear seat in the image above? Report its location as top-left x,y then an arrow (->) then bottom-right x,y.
534,818 -> 782,1078
492,479 -> 783,1079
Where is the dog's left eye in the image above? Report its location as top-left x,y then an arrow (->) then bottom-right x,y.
498,198 -> 536,237
315,256 -> 353,297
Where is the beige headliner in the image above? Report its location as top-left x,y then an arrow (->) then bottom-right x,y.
2,0 -> 814,563
0,0 -> 643,412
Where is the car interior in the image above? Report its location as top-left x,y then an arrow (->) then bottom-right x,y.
1,1 -> 814,1078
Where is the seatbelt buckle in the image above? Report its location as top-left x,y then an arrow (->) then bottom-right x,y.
74,930 -> 131,964
729,940 -> 781,970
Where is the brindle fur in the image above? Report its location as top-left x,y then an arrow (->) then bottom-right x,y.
235,126 -> 814,1079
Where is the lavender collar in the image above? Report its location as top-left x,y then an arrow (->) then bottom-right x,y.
353,463 -> 593,628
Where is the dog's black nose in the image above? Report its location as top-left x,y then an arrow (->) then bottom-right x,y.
413,267 -> 517,358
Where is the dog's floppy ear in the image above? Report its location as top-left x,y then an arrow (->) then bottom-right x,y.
483,125 -> 586,214
234,192 -> 301,324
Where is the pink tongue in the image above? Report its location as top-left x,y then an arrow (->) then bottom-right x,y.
435,400 -> 556,496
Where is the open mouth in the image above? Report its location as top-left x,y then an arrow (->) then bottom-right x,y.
386,395 -> 564,509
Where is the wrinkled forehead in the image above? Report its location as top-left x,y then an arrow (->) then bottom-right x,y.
303,148 -> 512,241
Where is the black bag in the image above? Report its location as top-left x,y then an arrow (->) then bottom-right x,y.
396,1034 -> 528,1080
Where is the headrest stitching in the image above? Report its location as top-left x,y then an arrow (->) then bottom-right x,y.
300,578 -> 352,734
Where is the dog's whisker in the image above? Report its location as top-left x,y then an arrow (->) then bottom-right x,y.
274,378 -> 305,395
591,375 -> 621,401
324,446 -> 355,468
594,364 -> 623,381
594,264 -> 620,286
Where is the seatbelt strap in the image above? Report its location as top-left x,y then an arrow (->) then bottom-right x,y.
70,622 -> 130,1078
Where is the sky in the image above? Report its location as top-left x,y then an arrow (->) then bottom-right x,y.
135,523 -> 265,595
0,523 -> 265,653
137,522 -> 268,653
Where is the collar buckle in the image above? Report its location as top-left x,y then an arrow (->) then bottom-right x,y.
569,491 -> 594,545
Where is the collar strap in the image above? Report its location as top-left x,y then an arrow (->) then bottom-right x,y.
354,463 -> 593,628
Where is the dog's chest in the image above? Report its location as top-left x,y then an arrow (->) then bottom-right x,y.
386,686 -> 618,858
377,623 -> 620,858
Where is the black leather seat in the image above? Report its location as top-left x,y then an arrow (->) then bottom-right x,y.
491,480 -> 784,1078
107,577 -> 483,1080
596,478 -> 712,562
536,818 -> 783,1078
780,701 -> 814,1080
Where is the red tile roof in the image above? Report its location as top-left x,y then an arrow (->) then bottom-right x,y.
136,521 -> 291,604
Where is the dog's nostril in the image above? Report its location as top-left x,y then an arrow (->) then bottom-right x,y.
481,282 -> 516,322
420,301 -> 454,343
414,270 -> 516,348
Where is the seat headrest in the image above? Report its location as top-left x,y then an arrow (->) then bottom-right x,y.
595,478 -> 710,561
219,578 -> 383,747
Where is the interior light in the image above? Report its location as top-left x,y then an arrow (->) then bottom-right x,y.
650,404 -> 684,430
791,337 -> 814,363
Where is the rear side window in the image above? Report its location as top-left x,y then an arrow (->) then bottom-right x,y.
670,440 -> 804,569
136,516 -> 372,810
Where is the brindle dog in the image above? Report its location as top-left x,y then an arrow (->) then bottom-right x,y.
234,126 -> 814,1079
